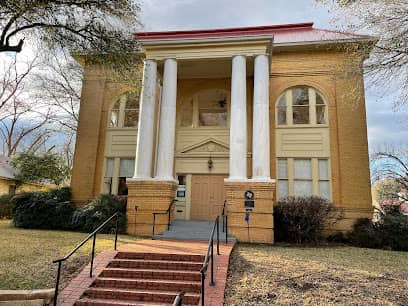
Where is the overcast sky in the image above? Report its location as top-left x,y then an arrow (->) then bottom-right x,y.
140,0 -> 408,151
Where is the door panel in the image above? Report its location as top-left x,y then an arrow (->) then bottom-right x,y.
191,175 -> 226,220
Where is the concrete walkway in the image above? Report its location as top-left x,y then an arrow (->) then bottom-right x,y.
155,220 -> 236,242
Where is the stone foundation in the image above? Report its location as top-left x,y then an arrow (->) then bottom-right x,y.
224,180 -> 276,243
126,179 -> 178,236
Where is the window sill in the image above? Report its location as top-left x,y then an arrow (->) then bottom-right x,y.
275,124 -> 329,129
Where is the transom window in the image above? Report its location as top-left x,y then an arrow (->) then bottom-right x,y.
109,92 -> 139,128
277,158 -> 331,200
276,86 -> 327,126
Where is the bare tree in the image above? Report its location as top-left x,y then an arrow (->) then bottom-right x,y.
0,54 -> 55,156
0,54 -> 37,111
318,0 -> 408,107
371,147 -> 408,214
33,49 -> 82,132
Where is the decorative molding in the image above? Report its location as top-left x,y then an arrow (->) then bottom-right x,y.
177,138 -> 229,156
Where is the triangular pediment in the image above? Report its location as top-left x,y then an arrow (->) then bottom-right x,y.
179,138 -> 229,154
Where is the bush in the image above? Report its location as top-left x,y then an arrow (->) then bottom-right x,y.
12,187 -> 75,230
274,196 -> 339,243
0,194 -> 14,219
71,194 -> 127,233
349,214 -> 408,251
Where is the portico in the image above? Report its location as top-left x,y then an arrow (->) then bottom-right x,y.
126,33 -> 276,242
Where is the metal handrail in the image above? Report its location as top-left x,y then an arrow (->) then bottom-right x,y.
172,291 -> 185,306
200,214 -> 228,306
152,199 -> 178,238
52,212 -> 120,306
222,200 -> 227,233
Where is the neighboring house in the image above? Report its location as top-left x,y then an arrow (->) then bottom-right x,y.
372,179 -> 408,217
0,156 -> 50,195
71,23 -> 375,243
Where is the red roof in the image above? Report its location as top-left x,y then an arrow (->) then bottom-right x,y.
136,23 -> 372,45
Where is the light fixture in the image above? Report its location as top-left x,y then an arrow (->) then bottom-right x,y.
208,156 -> 213,170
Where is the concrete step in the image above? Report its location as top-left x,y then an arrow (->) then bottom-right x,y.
94,277 -> 201,293
101,268 -> 202,281
108,259 -> 202,271
115,252 -> 205,263
83,287 -> 200,305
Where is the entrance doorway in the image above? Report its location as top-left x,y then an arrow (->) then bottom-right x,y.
190,174 -> 226,220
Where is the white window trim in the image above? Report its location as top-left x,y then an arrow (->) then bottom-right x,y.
276,157 -> 332,200
276,87 -> 329,128
108,93 -> 139,129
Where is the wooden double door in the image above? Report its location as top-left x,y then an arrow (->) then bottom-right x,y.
190,174 -> 226,221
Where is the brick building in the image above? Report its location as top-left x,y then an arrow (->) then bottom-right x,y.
71,23 -> 375,243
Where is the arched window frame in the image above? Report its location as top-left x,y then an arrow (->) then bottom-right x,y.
276,86 -> 328,127
108,92 -> 139,128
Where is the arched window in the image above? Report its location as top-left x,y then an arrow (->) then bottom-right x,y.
109,92 -> 139,128
276,86 -> 327,126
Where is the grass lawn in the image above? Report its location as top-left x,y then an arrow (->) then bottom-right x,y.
225,244 -> 408,305
0,220 -> 138,290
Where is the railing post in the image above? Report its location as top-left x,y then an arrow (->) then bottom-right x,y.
210,241 -> 215,286
168,209 -> 171,231
53,261 -> 62,306
225,215 -> 228,244
134,205 -> 138,236
114,213 -> 119,251
152,213 -> 156,240
216,216 -> 220,255
90,233 -> 96,278
201,271 -> 205,306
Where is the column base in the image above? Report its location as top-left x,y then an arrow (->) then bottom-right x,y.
224,180 -> 276,243
126,179 -> 177,237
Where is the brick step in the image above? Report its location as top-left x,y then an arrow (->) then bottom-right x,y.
75,297 -> 195,306
94,277 -> 201,293
109,259 -> 202,271
101,268 -> 201,281
84,288 -> 200,305
115,252 -> 205,263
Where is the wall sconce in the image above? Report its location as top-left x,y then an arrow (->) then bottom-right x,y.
208,156 -> 213,170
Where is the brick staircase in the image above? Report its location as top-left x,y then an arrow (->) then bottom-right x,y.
74,252 -> 204,306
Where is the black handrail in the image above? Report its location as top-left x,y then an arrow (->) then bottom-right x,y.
200,214 -> 226,306
152,199 -> 178,239
172,291 -> 185,306
52,212 -> 120,306
222,200 -> 227,233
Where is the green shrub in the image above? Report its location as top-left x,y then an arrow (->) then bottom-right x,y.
0,194 -> 13,219
274,196 -> 339,243
349,214 -> 408,251
12,187 -> 74,229
71,194 -> 127,233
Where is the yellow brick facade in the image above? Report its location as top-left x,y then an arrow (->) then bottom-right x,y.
71,39 -> 373,241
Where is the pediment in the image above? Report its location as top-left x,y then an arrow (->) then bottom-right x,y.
179,138 -> 229,154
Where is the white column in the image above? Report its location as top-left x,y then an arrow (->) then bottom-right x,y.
252,54 -> 271,180
133,59 -> 157,179
155,58 -> 178,180
228,55 -> 247,180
